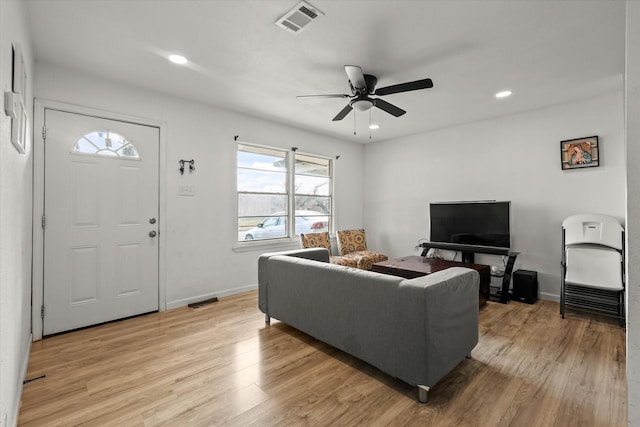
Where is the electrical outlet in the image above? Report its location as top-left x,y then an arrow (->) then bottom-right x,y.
178,184 -> 195,196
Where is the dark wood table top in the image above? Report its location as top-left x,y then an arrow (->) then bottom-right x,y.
372,255 -> 491,306
372,255 -> 490,278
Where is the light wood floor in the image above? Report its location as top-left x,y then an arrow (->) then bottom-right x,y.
19,291 -> 626,426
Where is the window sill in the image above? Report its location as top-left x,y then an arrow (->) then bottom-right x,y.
232,238 -> 301,253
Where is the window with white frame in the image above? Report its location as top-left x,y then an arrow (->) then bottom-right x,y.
237,143 -> 332,242
72,130 -> 140,159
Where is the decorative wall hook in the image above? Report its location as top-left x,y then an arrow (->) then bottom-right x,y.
179,159 -> 195,175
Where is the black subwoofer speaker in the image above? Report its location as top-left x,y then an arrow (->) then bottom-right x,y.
512,269 -> 538,304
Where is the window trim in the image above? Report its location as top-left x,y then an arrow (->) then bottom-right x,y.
234,141 -> 334,251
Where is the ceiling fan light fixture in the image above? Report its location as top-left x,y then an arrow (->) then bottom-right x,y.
351,99 -> 374,112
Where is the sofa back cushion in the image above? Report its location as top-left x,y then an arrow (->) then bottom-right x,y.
265,255 -> 403,375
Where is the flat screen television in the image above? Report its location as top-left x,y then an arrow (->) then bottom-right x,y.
429,201 -> 511,249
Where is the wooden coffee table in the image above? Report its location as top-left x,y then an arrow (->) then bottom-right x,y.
371,256 -> 491,307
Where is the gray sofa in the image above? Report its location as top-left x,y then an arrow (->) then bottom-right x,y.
258,248 -> 479,402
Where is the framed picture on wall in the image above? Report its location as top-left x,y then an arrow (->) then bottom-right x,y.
12,42 -> 27,97
560,136 -> 599,170
9,42 -> 27,154
16,102 -> 27,153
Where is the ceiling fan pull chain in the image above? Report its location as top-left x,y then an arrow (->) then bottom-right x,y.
353,110 -> 356,135
369,109 -> 372,140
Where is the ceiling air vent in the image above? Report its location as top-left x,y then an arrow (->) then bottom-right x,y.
275,1 -> 324,34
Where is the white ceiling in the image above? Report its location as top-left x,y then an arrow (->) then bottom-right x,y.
25,0 -> 626,144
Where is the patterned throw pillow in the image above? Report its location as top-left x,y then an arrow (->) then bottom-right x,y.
343,251 -> 388,270
337,229 -> 368,255
330,256 -> 359,268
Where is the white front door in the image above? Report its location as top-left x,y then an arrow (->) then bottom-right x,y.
43,109 -> 160,335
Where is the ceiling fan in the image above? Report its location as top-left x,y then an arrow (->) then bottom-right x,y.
297,65 -> 433,121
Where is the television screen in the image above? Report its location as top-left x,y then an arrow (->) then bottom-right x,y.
429,201 -> 511,249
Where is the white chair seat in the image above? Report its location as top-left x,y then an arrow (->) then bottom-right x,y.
564,246 -> 623,291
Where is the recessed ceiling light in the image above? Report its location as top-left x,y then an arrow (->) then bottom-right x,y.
369,124 -> 379,130
495,90 -> 512,99
169,54 -> 188,65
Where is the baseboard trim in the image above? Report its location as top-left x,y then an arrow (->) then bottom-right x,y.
166,284 -> 258,310
540,292 -> 560,302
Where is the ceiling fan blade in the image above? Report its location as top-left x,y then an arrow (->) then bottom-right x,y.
374,78 -> 433,96
345,65 -> 366,91
332,104 -> 353,121
374,98 -> 406,117
297,94 -> 351,99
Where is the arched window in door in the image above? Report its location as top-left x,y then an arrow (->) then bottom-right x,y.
72,130 -> 140,159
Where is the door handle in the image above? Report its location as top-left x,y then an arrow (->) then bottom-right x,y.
149,230 -> 157,238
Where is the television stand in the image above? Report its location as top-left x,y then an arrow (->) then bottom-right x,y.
419,242 -> 519,304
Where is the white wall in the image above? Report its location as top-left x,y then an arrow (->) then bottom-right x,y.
364,90 -> 625,301
0,1 -> 34,426
10,7 -> 636,424
33,62 -> 363,309
626,1 -> 640,424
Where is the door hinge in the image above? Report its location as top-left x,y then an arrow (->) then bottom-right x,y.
41,215 -> 46,229
42,125 -> 46,141
41,305 -> 45,320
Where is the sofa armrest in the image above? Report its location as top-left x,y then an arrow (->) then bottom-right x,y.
258,248 -> 330,314
394,267 -> 479,387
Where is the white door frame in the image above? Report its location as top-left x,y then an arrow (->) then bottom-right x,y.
32,99 -> 167,341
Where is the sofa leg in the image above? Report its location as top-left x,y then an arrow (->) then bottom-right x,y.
466,353 -> 472,359
265,314 -> 270,324
417,385 -> 430,403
